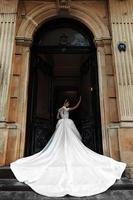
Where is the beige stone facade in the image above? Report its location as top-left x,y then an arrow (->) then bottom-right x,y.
0,0 -> 133,178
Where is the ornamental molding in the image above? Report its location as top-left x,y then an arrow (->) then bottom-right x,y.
56,0 -> 71,11
17,3 -> 110,40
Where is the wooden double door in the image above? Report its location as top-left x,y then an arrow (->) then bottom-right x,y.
25,47 -> 103,156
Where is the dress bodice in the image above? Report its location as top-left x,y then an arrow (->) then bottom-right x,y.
58,106 -> 69,119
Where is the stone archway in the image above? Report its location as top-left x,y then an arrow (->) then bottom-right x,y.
24,17 -> 103,156
17,3 -> 110,40
14,2 -> 111,160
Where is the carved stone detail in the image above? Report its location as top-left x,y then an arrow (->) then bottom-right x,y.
56,0 -> 71,11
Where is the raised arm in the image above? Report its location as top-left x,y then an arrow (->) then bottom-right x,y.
69,96 -> 81,111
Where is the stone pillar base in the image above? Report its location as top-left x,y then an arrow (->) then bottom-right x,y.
125,165 -> 133,179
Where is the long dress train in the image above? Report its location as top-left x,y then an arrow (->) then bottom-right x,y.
10,106 -> 126,197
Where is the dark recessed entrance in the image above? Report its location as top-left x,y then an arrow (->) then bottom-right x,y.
25,18 -> 103,156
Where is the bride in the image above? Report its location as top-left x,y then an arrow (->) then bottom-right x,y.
10,97 -> 126,197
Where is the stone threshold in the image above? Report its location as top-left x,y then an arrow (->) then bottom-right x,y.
0,177 -> 132,192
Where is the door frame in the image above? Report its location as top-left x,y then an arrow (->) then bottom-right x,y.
26,40 -> 103,154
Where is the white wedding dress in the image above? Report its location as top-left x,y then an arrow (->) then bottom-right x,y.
10,106 -> 126,197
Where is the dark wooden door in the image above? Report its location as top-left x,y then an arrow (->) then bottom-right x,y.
25,51 -> 103,156
80,52 -> 103,153
25,18 -> 103,156
25,55 -> 53,155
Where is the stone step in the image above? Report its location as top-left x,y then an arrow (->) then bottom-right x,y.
0,178 -> 133,200
0,166 -> 127,179
0,188 -> 133,200
0,167 -> 133,189
0,178 -> 133,191
0,166 -> 15,179
0,167 -> 133,199
0,190 -> 133,200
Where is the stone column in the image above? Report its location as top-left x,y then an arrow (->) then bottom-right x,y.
109,0 -> 133,122
95,39 -> 111,156
15,39 -> 31,158
109,0 -> 133,177
0,0 -> 18,164
0,0 -> 18,121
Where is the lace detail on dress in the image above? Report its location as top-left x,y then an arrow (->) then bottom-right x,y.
58,106 -> 69,119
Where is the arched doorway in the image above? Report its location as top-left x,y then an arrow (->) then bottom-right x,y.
25,18 -> 103,156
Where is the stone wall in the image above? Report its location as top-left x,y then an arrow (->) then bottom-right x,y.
0,0 -> 132,177
108,0 -> 133,178
0,0 -> 18,164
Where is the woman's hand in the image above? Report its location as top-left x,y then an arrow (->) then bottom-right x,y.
69,96 -> 81,111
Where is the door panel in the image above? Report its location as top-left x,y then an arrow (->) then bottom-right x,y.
26,52 -> 103,156
25,56 -> 53,155
80,52 -> 102,153
25,18 -> 103,156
